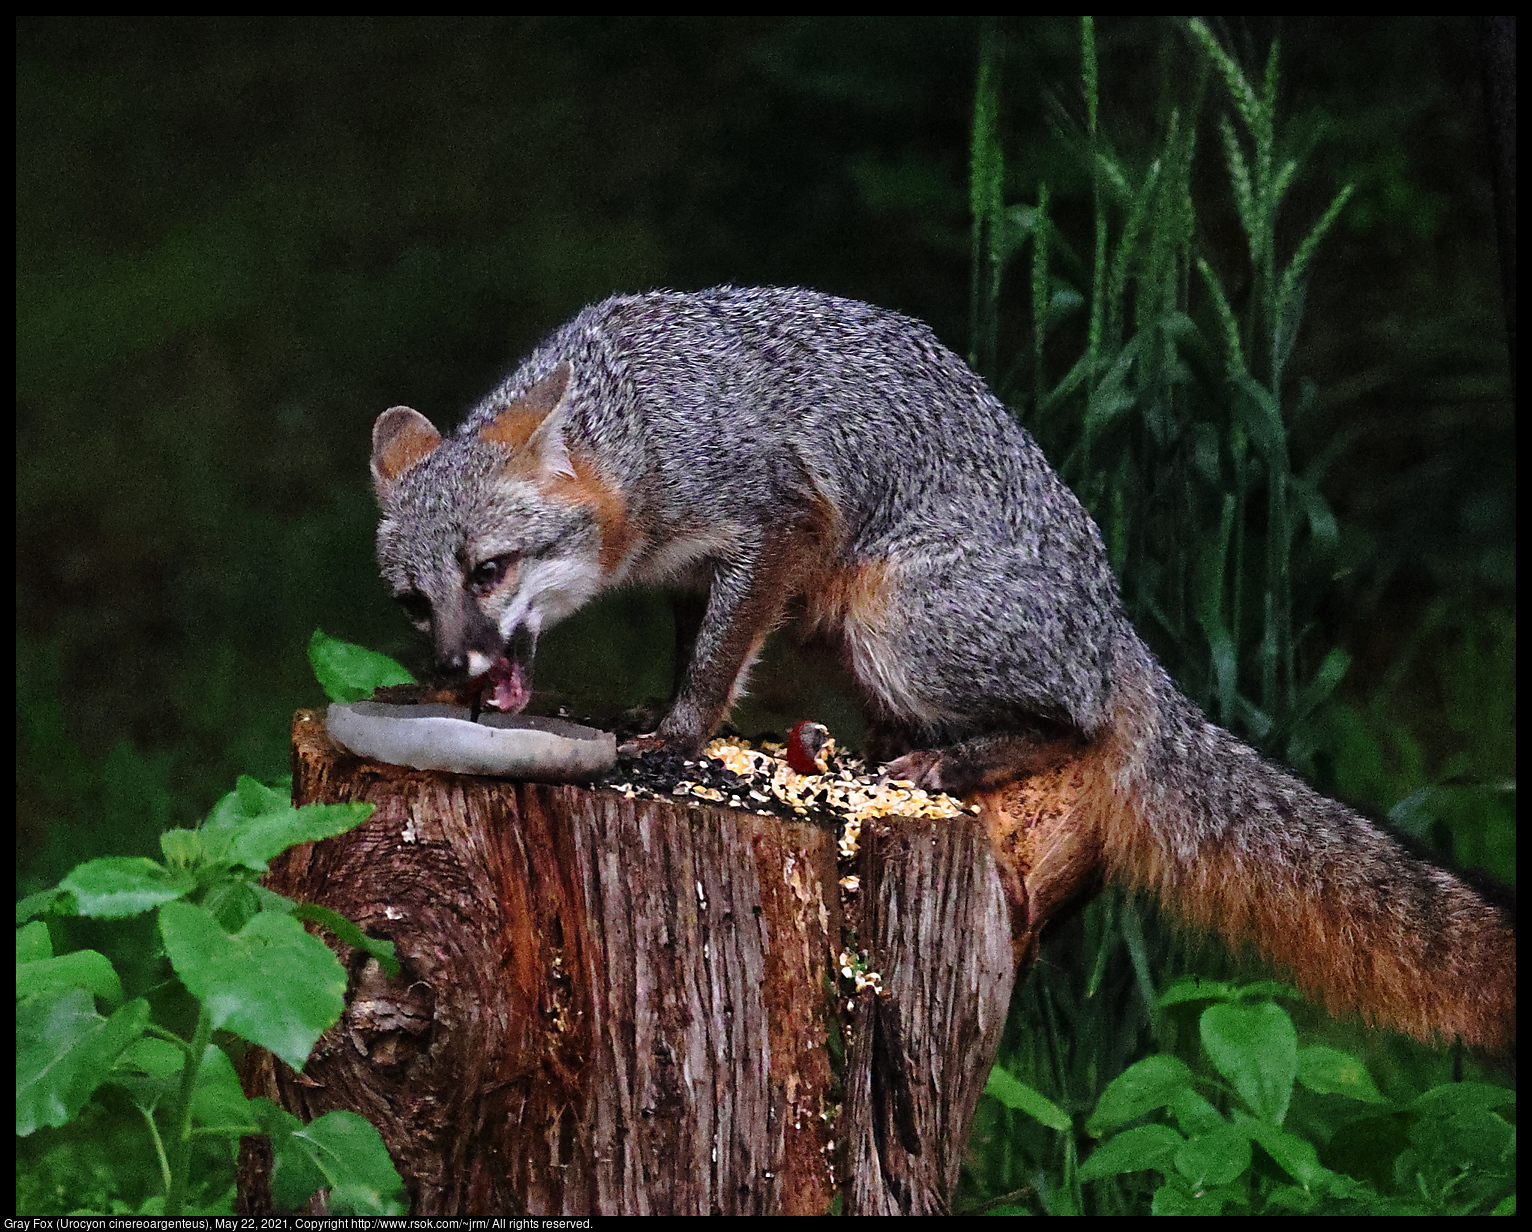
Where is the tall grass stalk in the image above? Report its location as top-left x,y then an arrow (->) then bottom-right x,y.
962,17 -> 1356,1213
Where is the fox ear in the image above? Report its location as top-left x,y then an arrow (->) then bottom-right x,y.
372,407 -> 443,498
479,361 -> 576,481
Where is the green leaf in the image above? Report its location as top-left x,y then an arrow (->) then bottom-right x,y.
1244,1115 -> 1360,1196
251,1102 -> 406,1215
1296,1045 -> 1386,1104
16,919 -> 52,963
296,1110 -> 408,1215
1232,373 -> 1286,464
227,802 -> 376,873
17,988 -> 150,1135
1168,1086 -> 1226,1138
17,949 -> 124,1007
15,887 -> 76,923
1174,1120 -> 1252,1188
200,879 -> 264,934
1287,647 -> 1351,733
1196,256 -> 1245,378
158,901 -> 347,1069
1275,185 -> 1355,336
191,1045 -> 261,1136
1086,1055 -> 1196,1136
160,827 -> 205,869
984,1065 -> 1071,1131
201,775 -> 292,863
1078,1123 -> 1184,1181
1157,975 -> 1236,1008
1081,335 -> 1143,443
234,775 -> 290,817
291,903 -> 399,978
1291,475 -> 1340,558
308,629 -> 414,704
252,1098 -> 327,1210
1151,1174 -> 1238,1215
1410,1081 -> 1515,1117
106,1034 -> 187,1106
117,1036 -> 188,1078
1201,1001 -> 1296,1126
61,856 -> 192,918
1320,1113 -> 1410,1190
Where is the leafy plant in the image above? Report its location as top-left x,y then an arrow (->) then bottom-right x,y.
971,18 -> 1356,759
17,722 -> 406,1215
954,18 -> 1513,1216
979,982 -> 1514,1215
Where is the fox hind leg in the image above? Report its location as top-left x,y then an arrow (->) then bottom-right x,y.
881,720 -> 1088,797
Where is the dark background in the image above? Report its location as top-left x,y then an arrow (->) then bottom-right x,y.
17,17 -> 1514,889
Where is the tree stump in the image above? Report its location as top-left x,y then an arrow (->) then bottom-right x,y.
237,710 -> 1107,1216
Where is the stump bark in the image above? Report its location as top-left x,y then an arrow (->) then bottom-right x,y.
237,710 -> 1107,1215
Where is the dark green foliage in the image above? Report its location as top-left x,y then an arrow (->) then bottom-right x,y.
953,19 -> 1514,1215
17,776 -> 404,1215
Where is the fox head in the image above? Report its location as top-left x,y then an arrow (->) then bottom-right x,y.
370,362 -> 620,709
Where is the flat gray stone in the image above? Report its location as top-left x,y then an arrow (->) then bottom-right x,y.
327,701 -> 616,781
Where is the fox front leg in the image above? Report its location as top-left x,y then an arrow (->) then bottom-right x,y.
622,539 -> 797,757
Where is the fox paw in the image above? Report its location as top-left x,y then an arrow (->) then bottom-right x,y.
882,749 -> 946,791
618,731 -> 700,758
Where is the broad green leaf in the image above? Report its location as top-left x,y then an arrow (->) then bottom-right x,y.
227,802 -> 376,872
1086,1054 -> 1196,1135
309,629 -> 414,703
15,887 -> 76,924
984,1065 -> 1071,1131
252,1098 -> 327,1210
18,988 -> 150,1135
1152,1176 -> 1239,1215
1410,1081 -> 1515,1117
1078,1124 -> 1183,1180
191,1045 -> 260,1135
206,775 -> 290,833
105,1035 -> 186,1106
1244,1114 -> 1362,1196
1320,1113 -> 1411,1191
17,949 -> 124,1006
201,775 -> 292,864
158,901 -> 346,1069
1296,1045 -> 1386,1104
1174,1120 -> 1252,1188
1201,1001 -> 1296,1125
1407,1101 -> 1514,1174
1169,1086 -> 1225,1138
61,856 -> 191,918
118,1036 -> 187,1078
200,879 -> 263,934
1157,975 -> 1235,1008
296,1110 -> 408,1215
17,919 -> 52,963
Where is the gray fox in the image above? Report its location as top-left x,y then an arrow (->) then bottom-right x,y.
370,286 -> 1514,1051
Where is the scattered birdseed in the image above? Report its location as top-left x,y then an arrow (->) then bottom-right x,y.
597,732 -> 976,840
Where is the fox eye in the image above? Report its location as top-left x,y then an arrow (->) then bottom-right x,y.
469,555 -> 515,594
396,591 -> 432,627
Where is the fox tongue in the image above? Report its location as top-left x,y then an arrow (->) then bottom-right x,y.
485,655 -> 532,713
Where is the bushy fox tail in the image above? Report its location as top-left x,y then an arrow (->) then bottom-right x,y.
1098,651 -> 1515,1052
